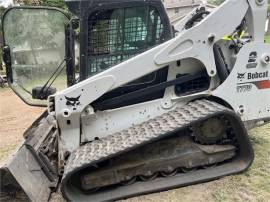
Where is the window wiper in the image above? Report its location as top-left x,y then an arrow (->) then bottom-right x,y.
32,58 -> 71,100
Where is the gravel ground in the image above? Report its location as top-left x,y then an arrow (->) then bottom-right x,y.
0,88 -> 269,202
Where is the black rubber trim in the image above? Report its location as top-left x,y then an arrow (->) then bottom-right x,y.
213,44 -> 230,83
185,8 -> 210,30
93,72 -> 204,111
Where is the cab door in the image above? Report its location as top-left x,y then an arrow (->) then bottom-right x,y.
2,7 -> 69,106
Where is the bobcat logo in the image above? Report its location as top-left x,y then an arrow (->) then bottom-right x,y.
237,73 -> 246,80
65,95 -> 81,107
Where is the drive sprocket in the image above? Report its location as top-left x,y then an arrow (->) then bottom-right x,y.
191,117 -> 227,144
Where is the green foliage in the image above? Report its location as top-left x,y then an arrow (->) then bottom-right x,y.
265,35 -> 270,43
39,0 -> 66,9
15,0 -> 66,9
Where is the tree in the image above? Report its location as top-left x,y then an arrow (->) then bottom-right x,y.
14,0 -> 66,9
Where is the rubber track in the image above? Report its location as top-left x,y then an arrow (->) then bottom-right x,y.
63,100 -> 227,180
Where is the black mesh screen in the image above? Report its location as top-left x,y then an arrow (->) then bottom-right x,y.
87,6 -> 164,77
175,73 -> 210,96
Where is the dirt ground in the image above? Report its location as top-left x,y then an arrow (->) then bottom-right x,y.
0,88 -> 44,160
0,87 -> 269,202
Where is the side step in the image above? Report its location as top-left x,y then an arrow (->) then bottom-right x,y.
61,100 -> 254,202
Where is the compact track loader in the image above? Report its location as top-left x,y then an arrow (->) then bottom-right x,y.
0,0 -> 269,201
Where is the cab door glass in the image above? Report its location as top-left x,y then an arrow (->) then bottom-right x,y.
3,8 -> 69,106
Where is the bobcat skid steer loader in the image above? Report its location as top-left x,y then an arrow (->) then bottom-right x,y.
0,0 -> 269,201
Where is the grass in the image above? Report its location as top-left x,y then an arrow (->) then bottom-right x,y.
265,35 -> 270,43
210,124 -> 270,202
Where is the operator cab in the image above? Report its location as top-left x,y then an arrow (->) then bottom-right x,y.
2,0 -> 173,106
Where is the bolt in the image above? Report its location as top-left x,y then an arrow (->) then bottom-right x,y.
261,54 -> 270,65
265,56 -> 270,63
210,70 -> 215,76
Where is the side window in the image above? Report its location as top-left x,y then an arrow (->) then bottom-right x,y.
87,6 -> 164,79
